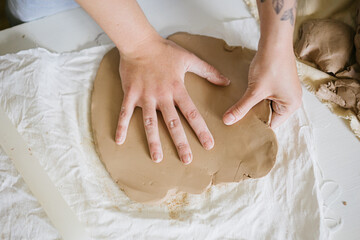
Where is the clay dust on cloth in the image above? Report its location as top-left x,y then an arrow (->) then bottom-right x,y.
0,43 -> 332,239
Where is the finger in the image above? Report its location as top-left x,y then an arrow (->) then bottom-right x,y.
174,88 -> 214,150
115,94 -> 136,145
187,54 -> 230,86
223,88 -> 264,125
142,101 -> 163,163
160,102 -> 192,165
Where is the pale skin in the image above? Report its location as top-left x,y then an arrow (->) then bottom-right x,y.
76,0 -> 301,165
223,0 -> 302,128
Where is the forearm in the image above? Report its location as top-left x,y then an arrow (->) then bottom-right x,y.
76,0 -> 159,56
257,0 -> 297,51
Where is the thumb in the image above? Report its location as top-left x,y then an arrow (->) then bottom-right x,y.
223,88 -> 264,125
187,54 -> 230,86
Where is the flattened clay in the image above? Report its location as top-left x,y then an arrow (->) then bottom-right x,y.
91,33 -> 278,204
295,19 -> 354,74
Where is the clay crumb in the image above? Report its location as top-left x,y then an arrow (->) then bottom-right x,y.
28,148 -> 31,151
342,201 -> 347,206
223,44 -> 237,52
10,148 -> 14,151
243,173 -> 252,178
22,35 -> 25,38
166,192 -> 188,220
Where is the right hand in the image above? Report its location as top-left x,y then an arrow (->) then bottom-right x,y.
223,41 -> 302,128
115,35 -> 230,165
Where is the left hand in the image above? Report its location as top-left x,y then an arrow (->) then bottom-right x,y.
222,45 -> 302,128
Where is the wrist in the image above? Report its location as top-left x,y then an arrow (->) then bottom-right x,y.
259,32 -> 293,49
258,35 -> 294,58
116,30 -> 163,59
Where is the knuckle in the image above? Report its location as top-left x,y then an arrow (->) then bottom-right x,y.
144,117 -> 156,129
156,94 -> 171,106
157,97 -> 174,110
139,92 -> 153,103
140,95 -> 157,108
157,88 -> 169,98
203,65 -> 216,79
176,142 -> 188,151
171,80 -> 183,90
119,107 -> 127,118
204,63 -> 215,73
174,84 -> 186,95
149,142 -> 160,151
168,118 -> 179,129
231,105 -> 243,117
116,124 -> 125,131
125,85 -> 136,95
186,109 -> 198,120
199,131 -> 211,142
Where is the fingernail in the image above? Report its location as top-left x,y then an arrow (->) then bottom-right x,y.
182,154 -> 192,165
203,139 -> 214,150
221,75 -> 230,85
224,113 -> 235,125
152,153 -> 162,163
116,135 -> 125,145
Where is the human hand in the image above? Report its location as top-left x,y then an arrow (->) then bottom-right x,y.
115,35 -> 230,164
222,44 -> 302,128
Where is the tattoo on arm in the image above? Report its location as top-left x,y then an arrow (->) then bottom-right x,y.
260,0 -> 297,26
280,0 -> 297,26
280,8 -> 294,26
272,0 -> 284,14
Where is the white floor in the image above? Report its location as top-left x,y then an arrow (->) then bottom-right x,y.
0,2 -> 359,239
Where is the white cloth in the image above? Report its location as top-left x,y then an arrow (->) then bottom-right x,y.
0,45 -> 329,239
0,0 -> 332,238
